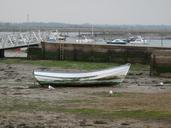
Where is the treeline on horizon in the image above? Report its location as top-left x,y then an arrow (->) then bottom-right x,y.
0,22 -> 171,33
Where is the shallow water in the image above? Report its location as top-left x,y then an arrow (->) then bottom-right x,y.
147,39 -> 171,47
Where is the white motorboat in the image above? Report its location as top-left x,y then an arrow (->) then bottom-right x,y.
76,36 -> 95,43
128,36 -> 147,45
47,30 -> 66,42
107,39 -> 128,44
33,63 -> 131,86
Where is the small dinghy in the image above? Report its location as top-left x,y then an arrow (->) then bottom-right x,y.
33,63 -> 131,86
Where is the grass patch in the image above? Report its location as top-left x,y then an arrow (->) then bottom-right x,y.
0,98 -> 95,113
61,99 -> 96,104
130,63 -> 149,71
63,108 -> 171,120
0,59 -> 117,70
0,97 -> 171,121
156,66 -> 171,73
0,59 -> 148,71
109,110 -> 171,120
63,108 -> 103,115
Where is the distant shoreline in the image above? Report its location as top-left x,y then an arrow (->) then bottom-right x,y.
0,22 -> 171,33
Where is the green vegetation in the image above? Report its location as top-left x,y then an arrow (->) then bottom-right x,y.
64,108 -> 171,120
0,59 -> 148,71
130,63 -> 149,71
28,48 -> 43,59
61,99 -> 96,104
107,110 -> 171,120
156,66 -> 171,73
0,97 -> 170,121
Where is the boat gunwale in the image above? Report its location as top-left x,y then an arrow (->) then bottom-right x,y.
33,63 -> 131,75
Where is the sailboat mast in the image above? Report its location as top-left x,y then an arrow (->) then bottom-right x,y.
91,24 -> 94,37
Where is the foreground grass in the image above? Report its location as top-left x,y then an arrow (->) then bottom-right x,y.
0,100 -> 170,121
64,109 -> 171,120
0,59 -> 149,71
0,94 -> 171,121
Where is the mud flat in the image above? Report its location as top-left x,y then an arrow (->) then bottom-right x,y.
0,60 -> 171,128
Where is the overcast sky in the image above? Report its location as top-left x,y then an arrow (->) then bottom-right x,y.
0,0 -> 171,25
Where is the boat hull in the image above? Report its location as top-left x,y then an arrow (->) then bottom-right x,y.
33,64 -> 131,86
36,77 -> 124,86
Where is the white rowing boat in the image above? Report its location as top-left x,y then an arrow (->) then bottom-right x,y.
33,63 -> 131,86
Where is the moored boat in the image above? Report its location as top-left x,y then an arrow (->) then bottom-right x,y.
107,39 -> 128,44
127,35 -> 147,45
33,63 -> 131,86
